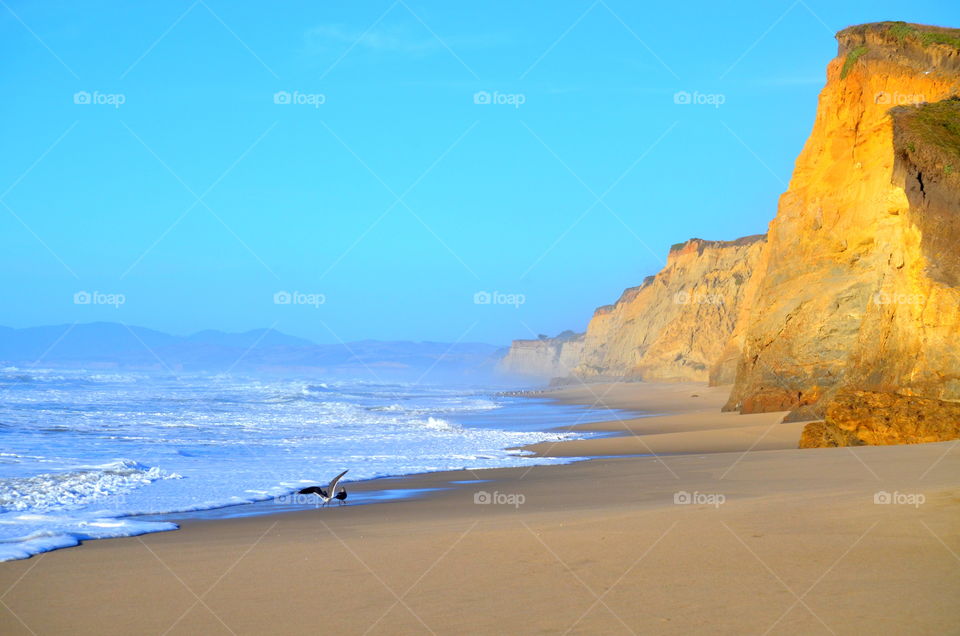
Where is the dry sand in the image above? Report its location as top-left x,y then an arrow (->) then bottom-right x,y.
1,382 -> 958,635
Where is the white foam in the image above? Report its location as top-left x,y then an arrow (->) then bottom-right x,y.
0,373 -> 589,561
420,416 -> 459,431
0,460 -> 181,513
0,513 -> 178,561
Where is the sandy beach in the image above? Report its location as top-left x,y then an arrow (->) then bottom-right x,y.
1,382 -> 958,635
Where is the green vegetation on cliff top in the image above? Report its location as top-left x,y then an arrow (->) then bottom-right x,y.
893,97 -> 960,179
886,21 -> 960,50
840,22 -> 960,80
841,45 -> 868,79
841,21 -> 960,51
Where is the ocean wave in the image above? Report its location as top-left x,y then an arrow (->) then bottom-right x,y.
366,398 -> 499,415
0,514 -> 179,562
0,375 -> 605,561
260,383 -> 340,403
87,373 -> 141,383
0,368 -> 144,386
367,404 -> 404,412
0,460 -> 182,513
419,416 -> 460,431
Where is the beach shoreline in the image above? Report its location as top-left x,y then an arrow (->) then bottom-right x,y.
2,381 -> 958,635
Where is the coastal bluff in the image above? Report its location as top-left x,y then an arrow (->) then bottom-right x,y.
500,22 -> 960,448
497,236 -> 765,383
574,236 -> 767,383
497,331 -> 584,379
726,22 -> 960,424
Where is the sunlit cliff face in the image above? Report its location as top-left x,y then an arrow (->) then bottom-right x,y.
500,23 -> 960,445
727,23 -> 960,417
574,236 -> 767,383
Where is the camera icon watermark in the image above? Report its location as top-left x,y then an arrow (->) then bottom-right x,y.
73,290 -> 126,308
473,290 -> 525,308
673,90 -> 725,108
474,490 -> 525,508
275,493 -> 318,506
674,291 -> 724,305
674,490 -> 725,508
473,90 -> 526,109
871,291 -> 926,306
73,90 -> 126,109
874,91 -> 925,106
273,290 -> 325,308
873,490 -> 924,508
273,90 -> 326,108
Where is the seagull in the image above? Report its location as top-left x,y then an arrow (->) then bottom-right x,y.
298,469 -> 348,507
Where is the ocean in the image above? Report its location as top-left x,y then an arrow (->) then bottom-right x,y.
0,367 -> 618,561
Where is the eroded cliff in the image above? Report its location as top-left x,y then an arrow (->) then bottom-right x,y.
500,23 -> 959,449
725,22 -> 960,421
497,331 -> 584,379
574,236 -> 767,382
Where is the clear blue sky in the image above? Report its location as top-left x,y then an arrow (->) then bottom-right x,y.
2,1 -> 957,345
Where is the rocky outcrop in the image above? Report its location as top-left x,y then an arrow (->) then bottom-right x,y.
725,22 -> 960,419
574,235 -> 766,382
497,331 -> 584,379
798,420 -> 861,448
799,390 -> 960,447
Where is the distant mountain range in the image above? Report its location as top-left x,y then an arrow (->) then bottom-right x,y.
0,323 -> 507,383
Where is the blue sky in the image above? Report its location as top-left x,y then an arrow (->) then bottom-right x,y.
2,0 -> 957,345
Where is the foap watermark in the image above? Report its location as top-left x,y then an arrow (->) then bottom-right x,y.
73,90 -> 125,109
273,90 -> 326,108
874,490 -> 925,508
474,490 -> 525,508
674,490 -> 726,508
273,290 -> 326,307
673,90 -> 725,108
74,290 -> 126,308
473,290 -> 525,308
872,291 -> 926,306
874,91 -> 926,106
275,492 -> 322,506
674,291 -> 724,305
473,90 -> 525,108
89,493 -> 129,508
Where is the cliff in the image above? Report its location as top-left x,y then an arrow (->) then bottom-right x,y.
499,22 -> 959,448
574,235 -> 767,382
497,331 -> 584,379
725,22 -> 960,422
